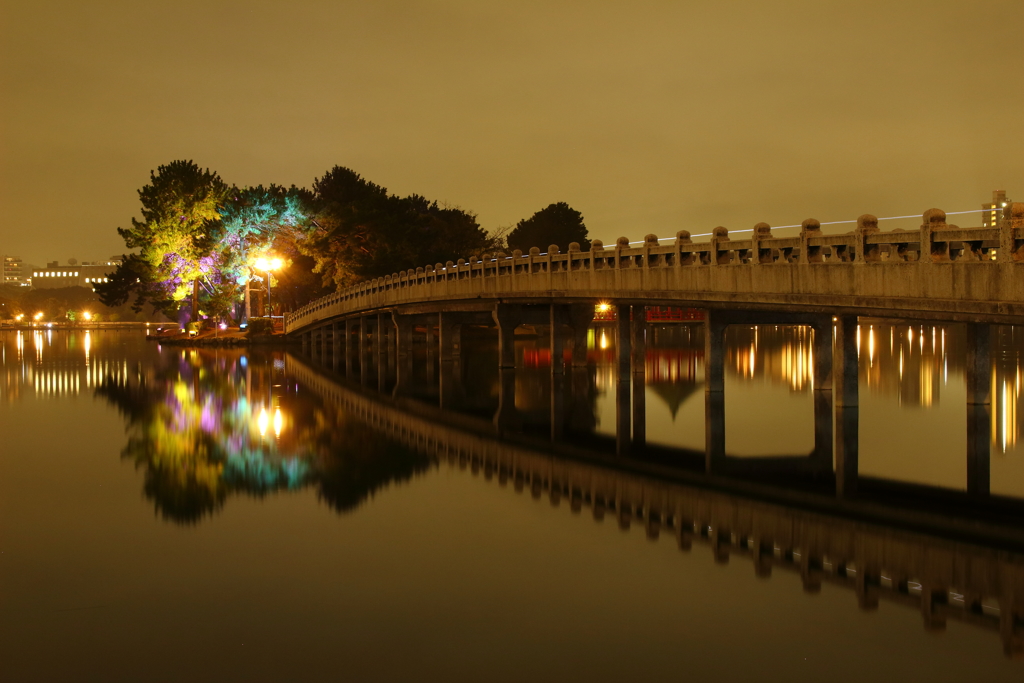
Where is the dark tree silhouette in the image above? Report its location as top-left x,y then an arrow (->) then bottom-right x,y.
506,202 -> 591,253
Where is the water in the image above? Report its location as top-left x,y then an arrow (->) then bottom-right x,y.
1,325 -> 1023,682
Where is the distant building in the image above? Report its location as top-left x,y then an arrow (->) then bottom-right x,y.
31,257 -> 122,290
2,256 -> 28,287
982,190 -> 1013,228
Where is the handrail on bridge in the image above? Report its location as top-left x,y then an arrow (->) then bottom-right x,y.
285,204 -> 1024,334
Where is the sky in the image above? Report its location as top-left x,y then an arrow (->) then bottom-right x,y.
1,0 -> 1022,266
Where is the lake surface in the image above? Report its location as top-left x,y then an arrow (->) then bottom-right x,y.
1,324 -> 1023,682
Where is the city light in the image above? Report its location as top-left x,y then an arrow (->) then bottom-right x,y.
82,311 -> 92,321
596,302 -> 611,313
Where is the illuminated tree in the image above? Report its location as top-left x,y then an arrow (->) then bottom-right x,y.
506,202 -> 591,253
218,185 -> 312,319
116,160 -> 229,321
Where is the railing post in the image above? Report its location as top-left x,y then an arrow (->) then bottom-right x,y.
709,226 -> 729,266
854,214 -> 880,263
999,202 -> 1024,262
800,219 -> 822,264
919,208 -> 948,263
751,222 -> 772,264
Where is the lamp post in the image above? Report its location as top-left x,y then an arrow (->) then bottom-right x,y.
253,257 -> 283,324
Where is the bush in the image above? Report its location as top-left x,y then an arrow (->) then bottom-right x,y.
246,318 -> 276,336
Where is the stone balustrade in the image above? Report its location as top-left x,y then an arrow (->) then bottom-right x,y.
285,205 -> 1024,334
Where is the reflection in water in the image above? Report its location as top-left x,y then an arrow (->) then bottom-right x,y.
85,343 -> 432,523
4,328 -> 1024,674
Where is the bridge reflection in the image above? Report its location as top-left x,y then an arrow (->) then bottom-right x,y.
288,352 -> 1024,660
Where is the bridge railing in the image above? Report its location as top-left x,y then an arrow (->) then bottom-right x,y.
285,204 -> 1024,333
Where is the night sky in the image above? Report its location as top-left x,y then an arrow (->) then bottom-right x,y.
2,0 -> 1022,265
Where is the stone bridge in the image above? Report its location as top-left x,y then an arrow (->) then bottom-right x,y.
287,353 -> 1024,659
285,204 -> 1024,337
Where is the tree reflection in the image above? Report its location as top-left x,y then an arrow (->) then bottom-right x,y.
96,347 -> 429,524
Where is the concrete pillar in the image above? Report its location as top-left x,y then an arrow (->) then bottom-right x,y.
567,303 -> 594,367
550,371 -> 565,441
320,326 -> 329,358
439,313 -> 460,362
631,305 -> 646,373
393,312 -> 413,359
550,306 -> 564,375
568,367 -> 597,434
424,317 -> 435,352
376,313 -> 387,359
813,390 -> 834,469
493,304 -> 522,369
835,316 -> 859,497
616,378 -> 631,456
493,368 -> 519,432
440,359 -> 461,411
855,568 -> 879,611
705,311 -> 726,471
301,331 -> 309,353
967,323 -> 992,496
615,304 -> 631,375
632,366 -> 646,450
359,317 -> 368,385
751,537 -> 772,578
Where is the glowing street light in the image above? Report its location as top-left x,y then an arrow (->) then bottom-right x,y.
253,256 -> 284,323
82,311 -> 92,321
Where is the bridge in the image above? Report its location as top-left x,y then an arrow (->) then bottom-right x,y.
287,353 -> 1024,659
285,204 -> 1024,338
284,206 -> 1022,504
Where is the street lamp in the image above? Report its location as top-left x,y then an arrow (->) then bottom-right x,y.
253,257 -> 283,321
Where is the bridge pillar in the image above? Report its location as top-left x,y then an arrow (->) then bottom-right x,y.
566,304 -> 594,367
493,368 -> 520,432
359,317 -> 369,384
439,312 -> 462,362
835,315 -> 859,497
376,313 -> 388,359
549,306 -> 565,375
568,367 -> 597,434
493,304 -> 523,369
550,370 -> 565,441
812,316 -> 834,467
704,311 -> 726,471
393,312 -> 414,359
615,304 -> 631,375
966,323 -> 992,496
616,376 -> 631,456
632,366 -> 646,450
344,319 -> 354,374
424,316 -> 435,352
301,331 -> 309,353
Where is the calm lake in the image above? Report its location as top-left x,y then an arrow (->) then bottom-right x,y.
1,324 -> 1023,682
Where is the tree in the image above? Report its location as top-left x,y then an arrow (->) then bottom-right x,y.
219,185 -> 312,320
506,202 -> 591,254
116,160 -> 229,321
300,166 -> 497,289
96,254 -> 177,317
